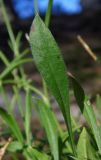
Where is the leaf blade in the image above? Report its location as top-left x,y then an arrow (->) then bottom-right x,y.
71,76 -> 101,155
0,108 -> 24,143
77,128 -> 98,160
35,99 -> 60,160
30,14 -> 75,155
24,146 -> 50,160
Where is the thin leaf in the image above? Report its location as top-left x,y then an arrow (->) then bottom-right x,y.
25,89 -> 32,145
45,0 -> 53,27
35,98 -> 60,160
34,97 -> 75,155
96,95 -> 101,121
16,32 -> 22,47
71,76 -> 101,155
0,58 -> 32,80
0,108 -> 24,143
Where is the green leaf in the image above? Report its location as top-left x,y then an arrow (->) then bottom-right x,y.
7,141 -> 23,152
30,14 -> 75,155
34,97 -> 77,156
0,58 -> 32,80
71,76 -> 101,155
77,128 -> 98,160
34,99 -> 61,160
96,95 -> 101,121
24,146 -> 50,160
0,108 -> 24,143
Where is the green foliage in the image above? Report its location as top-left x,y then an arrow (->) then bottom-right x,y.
30,14 -> 75,155
96,95 -> 101,120
0,0 -> 101,160
71,76 -> 101,154
24,146 -> 50,160
77,128 -> 98,160
0,108 -> 24,143
34,99 -> 61,160
7,141 -> 23,152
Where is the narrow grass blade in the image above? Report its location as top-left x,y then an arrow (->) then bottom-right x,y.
30,14 -> 75,155
45,0 -> 53,27
0,58 -> 32,80
96,95 -> 101,121
34,97 -> 75,156
25,89 -> 32,145
0,108 -> 24,143
0,51 -> 9,66
71,76 -> 101,155
16,32 -> 22,48
35,99 -> 61,160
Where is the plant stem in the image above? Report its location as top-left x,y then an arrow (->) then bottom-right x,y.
25,89 -> 32,145
34,0 -> 39,14
0,58 -> 33,80
45,0 -> 53,27
13,86 -> 24,118
0,84 -> 10,109
0,0 -> 15,49
0,51 -> 9,66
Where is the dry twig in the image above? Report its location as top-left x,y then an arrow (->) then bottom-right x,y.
77,35 -> 97,61
0,138 -> 12,160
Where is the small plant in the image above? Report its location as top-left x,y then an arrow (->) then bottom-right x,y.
29,13 -> 101,159
0,0 -> 101,160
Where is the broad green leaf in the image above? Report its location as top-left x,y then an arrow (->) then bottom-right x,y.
0,108 -> 24,143
77,128 -> 97,160
30,14 -> 75,155
24,146 -> 50,160
71,76 -> 101,155
35,99 -> 61,160
7,141 -> 23,152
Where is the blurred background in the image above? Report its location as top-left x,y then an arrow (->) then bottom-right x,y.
0,0 -> 101,95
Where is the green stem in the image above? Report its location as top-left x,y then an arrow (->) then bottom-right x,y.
1,0 -> 28,82
34,0 -> 39,14
0,0 -> 17,54
2,80 -> 16,84
25,89 -> 32,145
28,85 -> 49,105
45,0 -> 53,27
42,79 -> 49,100
13,86 -> 24,118
0,51 -> 9,66
0,58 -> 33,80
0,84 -> 10,109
